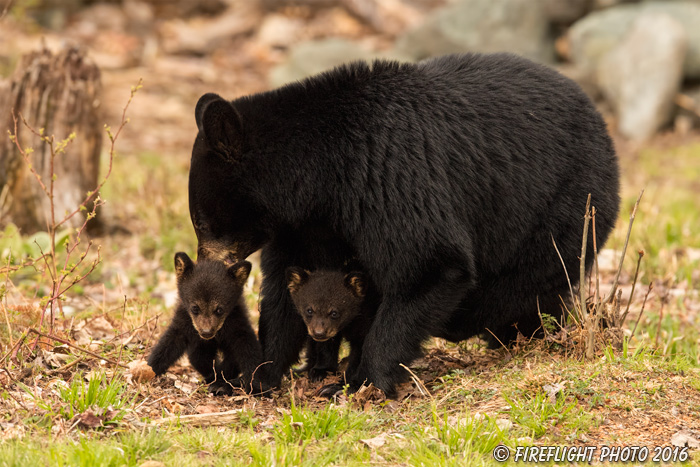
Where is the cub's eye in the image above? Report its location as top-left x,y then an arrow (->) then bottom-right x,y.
305,308 -> 313,316
214,307 -> 224,316
191,305 -> 201,315
330,310 -> 340,320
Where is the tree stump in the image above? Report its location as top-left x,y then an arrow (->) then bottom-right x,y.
0,45 -> 102,234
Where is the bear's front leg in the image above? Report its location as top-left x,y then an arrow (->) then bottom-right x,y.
306,337 -> 341,382
257,250 -> 310,388
186,338 -> 219,384
217,307 -> 267,394
351,267 -> 472,397
147,309 -> 195,376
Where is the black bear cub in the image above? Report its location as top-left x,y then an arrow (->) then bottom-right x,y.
286,267 -> 377,385
147,252 -> 264,395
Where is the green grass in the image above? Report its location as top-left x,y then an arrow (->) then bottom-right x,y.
56,372 -> 131,421
612,143 -> 700,286
17,371 -> 131,426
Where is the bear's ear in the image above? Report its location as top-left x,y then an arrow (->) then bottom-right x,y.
286,267 -> 309,294
195,93 -> 222,131
344,272 -> 366,298
174,252 -> 195,282
228,261 -> 252,284
195,93 -> 244,162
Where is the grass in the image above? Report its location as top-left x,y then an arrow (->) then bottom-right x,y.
611,142 -> 700,286
1,350 -> 699,465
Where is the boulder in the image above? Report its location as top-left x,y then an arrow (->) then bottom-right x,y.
597,13 -> 687,141
269,39 -> 394,88
394,0 -> 553,63
568,1 -> 700,78
544,0 -> 593,25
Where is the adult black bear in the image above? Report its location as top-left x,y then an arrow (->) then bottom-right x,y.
286,268 -> 377,383
147,253 -> 264,395
189,53 -> 620,397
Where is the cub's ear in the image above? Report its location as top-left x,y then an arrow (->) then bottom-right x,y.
195,93 -> 244,162
174,252 -> 195,282
228,261 -> 252,284
285,267 -> 309,294
344,272 -> 366,298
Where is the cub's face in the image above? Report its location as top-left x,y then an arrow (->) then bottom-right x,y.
286,268 -> 366,342
174,252 -> 251,340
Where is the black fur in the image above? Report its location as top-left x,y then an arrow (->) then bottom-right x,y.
188,53 -> 620,397
147,253 -> 265,395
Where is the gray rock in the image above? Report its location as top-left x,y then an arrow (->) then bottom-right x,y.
269,39 -> 406,88
394,0 -> 553,63
597,13 -> 687,141
568,1 -> 700,78
544,0 -> 592,24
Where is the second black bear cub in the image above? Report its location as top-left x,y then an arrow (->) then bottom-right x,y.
286,267 -> 376,383
147,252 -> 264,395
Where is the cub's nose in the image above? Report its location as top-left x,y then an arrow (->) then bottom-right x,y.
310,330 -> 329,342
199,329 -> 215,340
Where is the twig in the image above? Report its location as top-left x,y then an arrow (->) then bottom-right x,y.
55,79 -> 142,230
47,356 -> 84,375
1,0 -> 14,20
152,409 -> 243,427
675,93 -> 700,118
2,253 -> 14,348
0,331 -> 26,366
591,206 -> 602,349
109,298 -> 129,386
399,363 -> 432,400
247,360 -> 272,396
655,293 -> 667,349
631,283 -> 653,339
579,194 -> 592,323
10,331 -> 27,363
8,79 -> 141,340
620,250 -> 645,326
26,328 -> 128,368
605,190 -> 644,304
0,366 -> 30,410
551,234 -> 576,316
484,328 -> 513,358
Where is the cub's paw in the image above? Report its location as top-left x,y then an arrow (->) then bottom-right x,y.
208,379 -> 238,396
317,382 -> 346,399
307,368 -> 330,382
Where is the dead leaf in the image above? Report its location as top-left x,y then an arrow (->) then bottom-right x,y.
139,461 -> 166,467
671,429 -> 700,448
496,419 -> 513,431
0,421 -> 26,441
543,383 -> 565,403
196,404 -> 218,414
352,383 -> 386,409
41,350 -> 71,369
174,379 -> 197,395
75,410 -> 103,429
73,316 -> 115,346
360,433 -> 388,449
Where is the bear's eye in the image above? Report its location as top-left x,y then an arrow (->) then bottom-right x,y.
214,307 -> 224,316
330,310 -> 340,320
305,308 -> 313,316
191,305 -> 201,315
